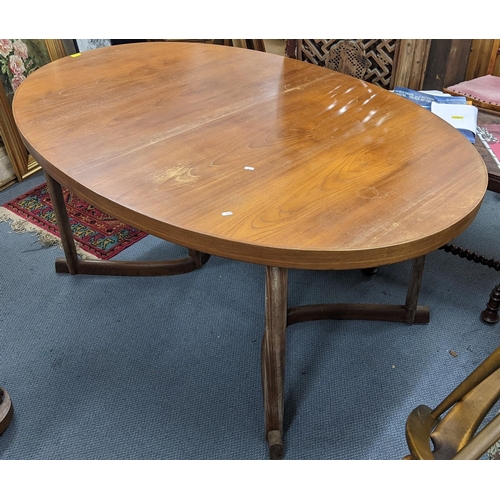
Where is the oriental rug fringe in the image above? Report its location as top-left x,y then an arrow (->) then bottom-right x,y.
0,183 -> 147,259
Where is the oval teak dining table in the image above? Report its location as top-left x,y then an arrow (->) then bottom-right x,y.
13,42 -> 488,459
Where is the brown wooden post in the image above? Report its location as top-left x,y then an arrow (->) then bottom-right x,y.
261,266 -> 288,459
405,255 -> 426,324
44,172 -> 80,274
285,39 -> 298,59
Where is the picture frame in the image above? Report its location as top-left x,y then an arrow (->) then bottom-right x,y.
74,39 -> 111,52
0,39 -> 66,187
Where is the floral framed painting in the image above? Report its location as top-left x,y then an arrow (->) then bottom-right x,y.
0,39 -> 66,186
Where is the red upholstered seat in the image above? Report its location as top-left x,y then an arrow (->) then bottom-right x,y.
446,75 -> 500,110
445,41 -> 500,112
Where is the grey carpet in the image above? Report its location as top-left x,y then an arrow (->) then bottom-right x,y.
1,170 -> 499,460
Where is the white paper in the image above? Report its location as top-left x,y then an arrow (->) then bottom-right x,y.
430,102 -> 478,135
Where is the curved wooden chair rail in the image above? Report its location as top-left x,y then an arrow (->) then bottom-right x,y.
404,346 -> 500,459
0,386 -> 13,436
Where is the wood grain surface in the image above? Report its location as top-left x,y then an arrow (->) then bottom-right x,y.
12,42 -> 488,270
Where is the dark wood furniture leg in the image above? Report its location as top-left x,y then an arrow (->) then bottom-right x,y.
405,255 -> 426,324
0,387 -> 13,436
440,243 -> 500,324
44,173 -> 81,274
262,266 -> 288,460
481,283 -> 500,324
44,172 -> 210,276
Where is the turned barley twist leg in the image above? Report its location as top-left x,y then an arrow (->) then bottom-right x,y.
481,284 -> 500,324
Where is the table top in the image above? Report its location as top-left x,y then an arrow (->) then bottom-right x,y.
13,42 -> 488,270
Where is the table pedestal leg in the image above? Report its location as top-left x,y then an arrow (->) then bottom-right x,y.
44,172 -> 209,276
262,266 -> 288,460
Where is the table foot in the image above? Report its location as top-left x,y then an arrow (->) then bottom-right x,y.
54,251 -> 211,276
0,387 -> 13,436
268,430 -> 284,460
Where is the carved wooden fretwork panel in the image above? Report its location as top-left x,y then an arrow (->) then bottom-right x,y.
297,39 -> 399,89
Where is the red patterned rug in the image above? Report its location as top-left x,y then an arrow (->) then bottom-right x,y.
0,183 -> 148,259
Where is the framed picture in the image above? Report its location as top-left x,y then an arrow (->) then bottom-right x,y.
0,39 -> 66,186
74,39 -> 111,52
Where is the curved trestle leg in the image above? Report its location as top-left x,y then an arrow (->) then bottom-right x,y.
260,257 -> 429,459
287,255 -> 429,326
45,172 -> 210,276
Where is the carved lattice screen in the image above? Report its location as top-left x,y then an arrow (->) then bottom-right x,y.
295,39 -> 399,90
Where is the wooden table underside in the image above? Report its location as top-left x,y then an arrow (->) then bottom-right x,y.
12,43 -> 488,458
